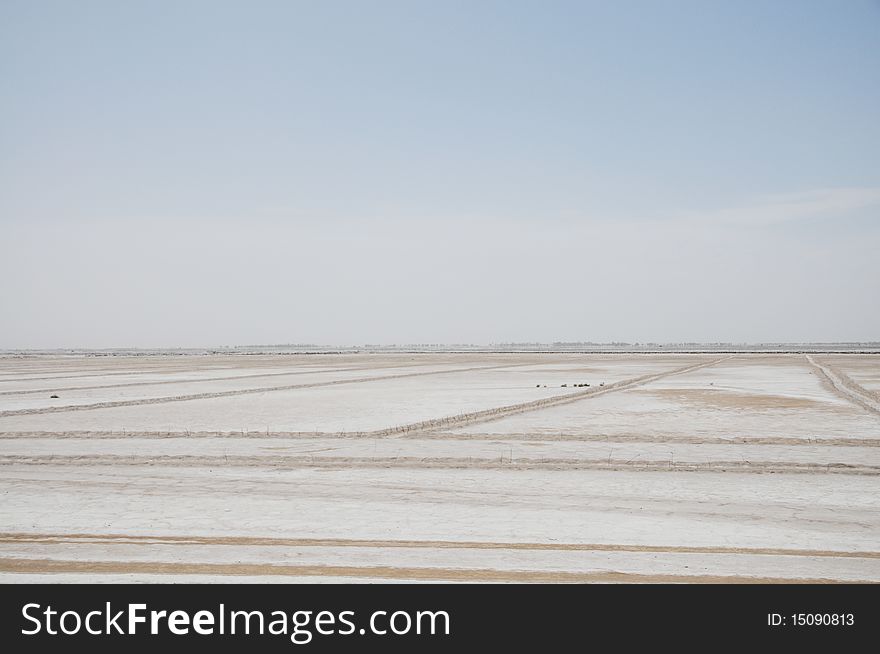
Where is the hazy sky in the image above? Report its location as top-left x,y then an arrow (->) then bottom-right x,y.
2,1 -> 879,348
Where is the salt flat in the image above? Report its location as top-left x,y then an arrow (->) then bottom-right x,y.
1,351 -> 878,583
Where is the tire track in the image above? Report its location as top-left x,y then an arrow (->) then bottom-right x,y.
371,357 -> 729,437
0,363 -> 539,418
0,558 -> 858,583
805,355 -> 880,417
0,363 -> 430,397
400,432 -> 880,446
0,359 -> 376,383
3,532 -> 877,559
813,357 -> 880,404
0,365 -> 245,383
2,430 -> 877,447
4,453 -> 874,475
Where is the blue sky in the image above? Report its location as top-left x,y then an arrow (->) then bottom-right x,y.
1,1 -> 879,346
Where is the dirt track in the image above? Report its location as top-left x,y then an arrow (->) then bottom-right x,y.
0,558 -> 855,583
2,352 -> 879,583
0,362 -> 537,418
4,532 -> 878,559
373,356 -> 730,436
